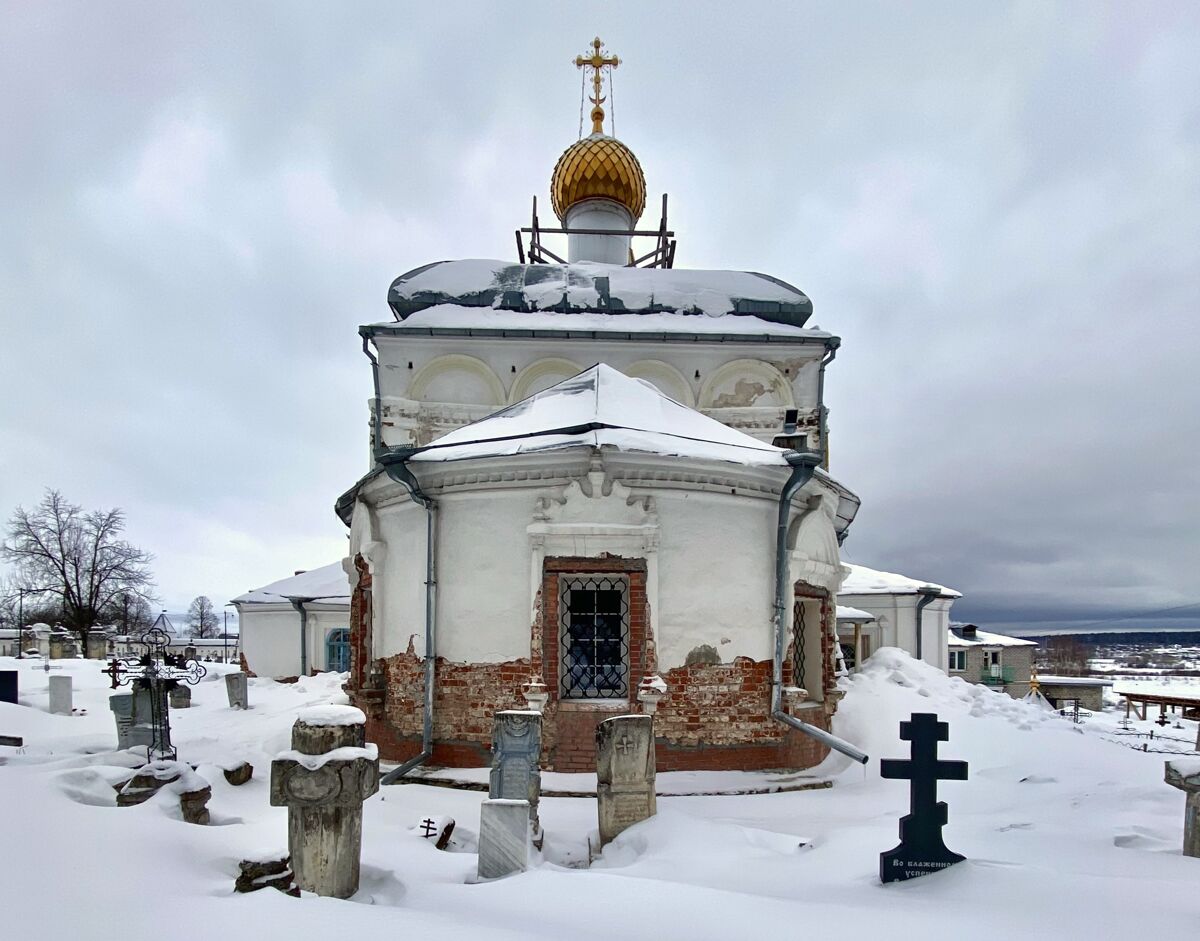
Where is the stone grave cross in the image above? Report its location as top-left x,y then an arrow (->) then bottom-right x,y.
879,712 -> 968,884
105,627 -> 206,761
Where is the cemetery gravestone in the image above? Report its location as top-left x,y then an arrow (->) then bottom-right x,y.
879,712 -> 969,883
48,675 -> 73,715
0,671 -> 16,705
168,685 -> 191,709
596,714 -> 656,846
270,706 -> 379,899
477,799 -> 531,879
1164,759 -> 1200,858
489,710 -> 542,842
226,672 -> 249,709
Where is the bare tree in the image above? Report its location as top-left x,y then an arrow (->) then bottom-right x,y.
186,595 -> 220,638
2,489 -> 156,654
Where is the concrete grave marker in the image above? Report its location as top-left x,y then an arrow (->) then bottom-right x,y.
879,712 -> 969,883
489,710 -> 542,842
596,714 -> 656,846
49,675 -> 73,715
477,799 -> 531,879
270,706 -> 379,899
225,672 -> 248,709
168,685 -> 191,709
0,671 -> 17,705
1165,759 -> 1200,858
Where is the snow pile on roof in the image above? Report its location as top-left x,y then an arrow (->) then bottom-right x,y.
410,363 -> 791,467
839,563 -> 961,598
1038,675 -> 1115,687
378,303 -> 825,338
232,561 -> 350,605
836,605 -> 876,621
1112,680 -> 1200,699
387,259 -> 814,325
949,626 -> 1037,647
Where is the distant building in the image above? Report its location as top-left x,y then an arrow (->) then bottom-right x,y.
947,624 -> 1037,697
231,562 -> 351,679
837,564 -> 961,671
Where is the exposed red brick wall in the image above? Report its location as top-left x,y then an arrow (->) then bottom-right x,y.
349,555 -> 372,689
350,555 -> 837,773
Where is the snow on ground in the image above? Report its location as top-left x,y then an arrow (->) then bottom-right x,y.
1,649 -> 1198,940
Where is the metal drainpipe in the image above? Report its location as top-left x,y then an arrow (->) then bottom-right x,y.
289,599 -> 308,676
771,450 -> 869,765
378,450 -> 437,785
816,337 -> 840,464
914,586 -> 941,663
362,334 -> 384,457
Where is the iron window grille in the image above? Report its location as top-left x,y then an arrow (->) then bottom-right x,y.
791,598 -> 808,690
559,574 -> 630,698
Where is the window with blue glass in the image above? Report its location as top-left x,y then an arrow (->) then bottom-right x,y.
326,628 -> 351,673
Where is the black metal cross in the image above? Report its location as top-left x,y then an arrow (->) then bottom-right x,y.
106,627 -> 207,762
420,818 -> 438,838
881,713 -> 968,819
879,712 -> 968,883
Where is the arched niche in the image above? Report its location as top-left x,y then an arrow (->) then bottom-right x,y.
698,359 -> 794,410
623,360 -> 695,406
510,358 -> 582,403
408,354 -> 506,406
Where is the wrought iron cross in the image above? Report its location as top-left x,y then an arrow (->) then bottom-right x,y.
575,36 -> 619,134
420,819 -> 438,838
105,627 -> 207,761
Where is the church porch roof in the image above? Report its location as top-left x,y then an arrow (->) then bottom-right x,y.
232,561 -> 351,605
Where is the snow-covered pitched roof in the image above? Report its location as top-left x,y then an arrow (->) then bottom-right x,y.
386,259 -> 815,328
232,561 -> 350,605
409,363 -> 792,468
839,563 -> 961,599
1042,675 -> 1116,687
371,303 -> 826,339
948,625 -> 1037,647
836,605 -> 876,622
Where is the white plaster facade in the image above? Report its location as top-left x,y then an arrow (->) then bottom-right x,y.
351,446 -> 846,700
369,333 -> 830,452
836,564 -> 961,671
231,563 -> 352,679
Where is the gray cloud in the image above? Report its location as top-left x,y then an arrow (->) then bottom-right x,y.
1,2 -> 1198,632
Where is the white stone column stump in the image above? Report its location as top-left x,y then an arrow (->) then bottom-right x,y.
1165,759 -> 1200,858
270,706 -> 379,898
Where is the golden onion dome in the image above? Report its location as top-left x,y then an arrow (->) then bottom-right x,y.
550,133 -> 646,223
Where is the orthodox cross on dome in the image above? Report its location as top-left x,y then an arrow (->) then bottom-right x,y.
575,36 -> 619,135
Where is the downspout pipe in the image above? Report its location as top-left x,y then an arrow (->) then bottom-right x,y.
914,586 -> 941,663
288,599 -> 309,677
362,334 -> 384,458
771,449 -> 869,765
816,337 -> 840,464
378,448 -> 437,785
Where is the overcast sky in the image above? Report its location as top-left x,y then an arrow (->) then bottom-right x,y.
2,2 -> 1198,633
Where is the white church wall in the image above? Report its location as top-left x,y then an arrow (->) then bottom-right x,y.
653,489 -> 777,667
240,607 -> 302,678
357,464 -> 845,678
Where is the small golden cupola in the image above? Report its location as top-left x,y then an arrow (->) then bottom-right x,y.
549,37 -> 647,264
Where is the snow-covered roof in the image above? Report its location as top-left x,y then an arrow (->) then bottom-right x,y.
371,303 -> 827,339
409,363 -> 793,468
836,605 -> 876,622
1040,675 -> 1115,687
232,561 -> 351,605
386,259 -> 815,328
839,563 -> 961,599
948,625 -> 1037,647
